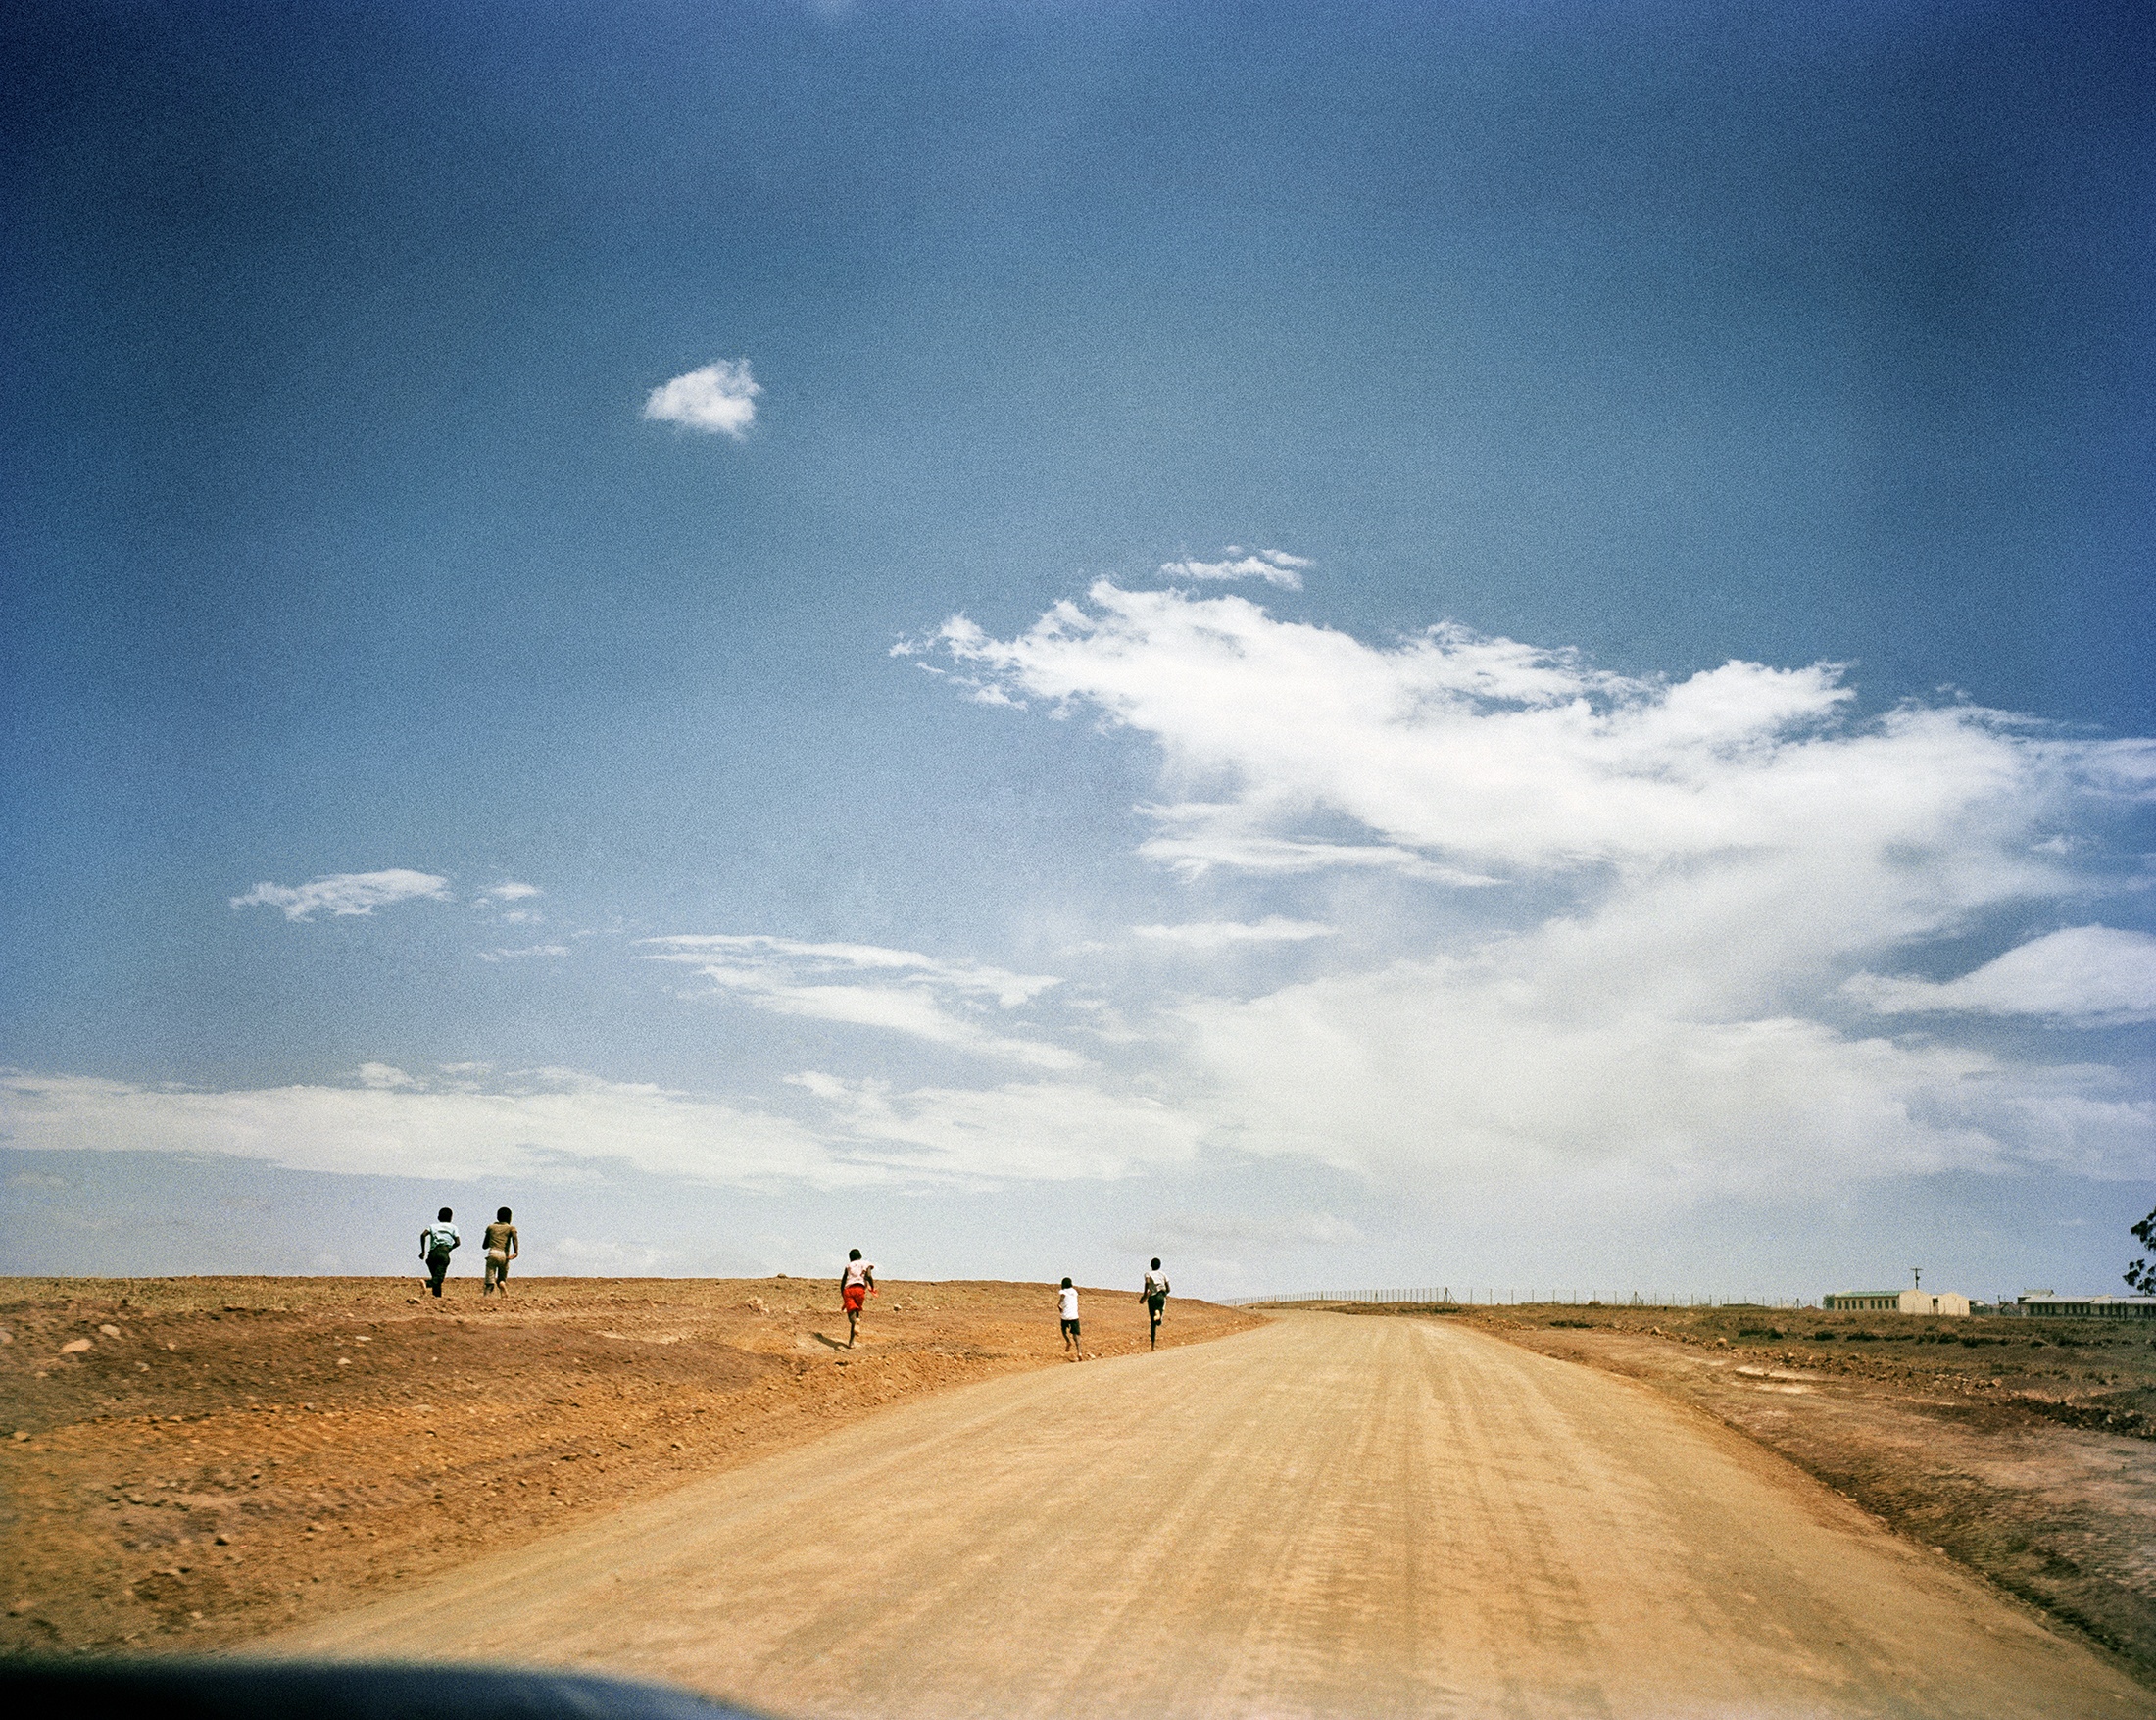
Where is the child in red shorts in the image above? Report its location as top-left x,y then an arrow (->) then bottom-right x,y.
840,1249 -> 875,1349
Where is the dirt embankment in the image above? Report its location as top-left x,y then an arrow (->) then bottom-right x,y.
1286,1300 -> 2156,1686
0,1275 -> 1256,1658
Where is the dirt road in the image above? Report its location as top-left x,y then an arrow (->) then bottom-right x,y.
272,1313 -> 2149,1718
1,1275 -> 1253,1653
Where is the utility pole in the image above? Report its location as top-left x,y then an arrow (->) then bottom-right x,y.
1912,1265 -> 1922,1291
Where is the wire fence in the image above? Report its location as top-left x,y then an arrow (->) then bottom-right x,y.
1222,1288 -> 1816,1309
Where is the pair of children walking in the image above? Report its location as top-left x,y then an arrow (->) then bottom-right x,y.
419,1206 -> 518,1297
1057,1257 -> 1171,1360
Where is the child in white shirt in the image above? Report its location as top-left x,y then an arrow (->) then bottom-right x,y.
1057,1277 -> 1083,1360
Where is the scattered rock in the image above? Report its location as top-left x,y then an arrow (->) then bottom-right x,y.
99,1324 -> 122,1338
59,1339 -> 92,1354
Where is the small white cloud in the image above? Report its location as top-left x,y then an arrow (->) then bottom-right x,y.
1133,917 -> 1337,947
645,935 -> 1060,1007
355,1063 -> 417,1090
643,359 -> 760,438
231,869 -> 450,921
1137,822 -> 1497,883
1159,548 -> 1309,590
1848,927 -> 2156,1026
482,881 -> 542,903
644,934 -> 1081,1069
478,944 -> 571,963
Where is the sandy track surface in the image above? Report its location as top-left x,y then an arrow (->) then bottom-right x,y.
1463,1303 -> 2156,1676
274,1313 -> 2148,1718
0,1276 -> 1254,1653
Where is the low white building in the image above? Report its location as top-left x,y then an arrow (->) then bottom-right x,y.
1822,1289 -> 1971,1316
2017,1294 -> 2156,1320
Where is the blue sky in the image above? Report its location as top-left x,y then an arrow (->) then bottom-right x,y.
4,0 -> 2151,1298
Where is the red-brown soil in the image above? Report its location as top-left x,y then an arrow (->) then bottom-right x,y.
0,1276 -> 1256,1658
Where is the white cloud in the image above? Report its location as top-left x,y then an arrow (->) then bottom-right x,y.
1135,813 -> 1498,881
643,934 -> 1080,1068
0,1064 -> 1206,1191
0,1067 -> 849,1187
642,359 -> 760,438
230,869 -> 450,921
481,881 -> 542,903
926,582 -> 2156,1198
1159,548 -> 1310,589
1848,927 -> 2156,1026
1133,917 -> 1336,947
127,581 -> 2155,1234
786,1072 -> 1209,1182
932,582 -> 2153,897
479,944 -> 570,963
646,935 -> 1056,1006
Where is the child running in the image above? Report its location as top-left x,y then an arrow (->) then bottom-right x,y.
1143,1257 -> 1170,1350
1058,1276 -> 1084,1359
482,1206 -> 518,1296
419,1207 -> 460,1298
840,1249 -> 875,1348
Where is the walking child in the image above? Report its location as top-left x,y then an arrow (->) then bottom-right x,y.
1143,1257 -> 1170,1350
1058,1276 -> 1084,1360
419,1207 -> 460,1298
482,1206 -> 518,1296
840,1249 -> 875,1349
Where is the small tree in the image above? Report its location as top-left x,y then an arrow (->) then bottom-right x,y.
2128,1206 -> 2156,1295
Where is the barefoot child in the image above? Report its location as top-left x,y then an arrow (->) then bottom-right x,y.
1058,1277 -> 1084,1359
840,1249 -> 875,1349
482,1206 -> 518,1296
